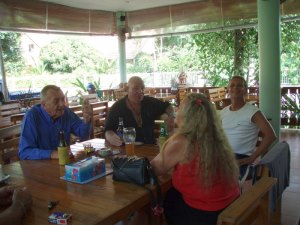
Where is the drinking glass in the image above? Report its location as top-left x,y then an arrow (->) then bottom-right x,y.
123,127 -> 136,156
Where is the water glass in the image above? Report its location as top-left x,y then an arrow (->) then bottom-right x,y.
123,127 -> 136,156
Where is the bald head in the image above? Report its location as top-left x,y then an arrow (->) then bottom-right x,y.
127,76 -> 145,104
128,76 -> 145,89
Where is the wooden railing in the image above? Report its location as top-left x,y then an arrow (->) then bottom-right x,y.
2,86 -> 299,128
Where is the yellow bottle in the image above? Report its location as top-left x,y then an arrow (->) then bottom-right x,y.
58,130 -> 70,165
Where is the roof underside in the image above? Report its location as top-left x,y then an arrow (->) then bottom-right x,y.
0,0 -> 299,37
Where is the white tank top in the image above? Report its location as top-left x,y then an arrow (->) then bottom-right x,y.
220,103 -> 259,155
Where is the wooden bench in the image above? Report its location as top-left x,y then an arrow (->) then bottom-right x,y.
0,124 -> 21,165
217,176 -> 277,225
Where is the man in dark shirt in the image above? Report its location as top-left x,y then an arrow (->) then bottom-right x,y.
105,76 -> 174,146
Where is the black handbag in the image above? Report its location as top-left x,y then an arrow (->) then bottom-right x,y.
111,156 -> 150,185
111,156 -> 163,215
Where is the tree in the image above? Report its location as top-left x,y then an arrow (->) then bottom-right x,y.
0,32 -> 25,75
40,37 -> 105,73
281,21 -> 300,84
127,52 -> 153,73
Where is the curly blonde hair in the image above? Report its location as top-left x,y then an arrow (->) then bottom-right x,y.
165,93 -> 239,188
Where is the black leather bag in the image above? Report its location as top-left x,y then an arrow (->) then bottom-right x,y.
111,156 -> 151,185
111,156 -> 163,215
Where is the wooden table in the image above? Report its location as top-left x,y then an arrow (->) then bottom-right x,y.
2,145 -> 171,225
154,93 -> 176,102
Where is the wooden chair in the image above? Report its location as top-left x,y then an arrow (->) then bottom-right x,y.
113,89 -> 127,100
0,116 -> 13,128
144,87 -> 156,96
177,88 -> 187,105
69,105 -> 83,117
10,113 -> 25,125
90,101 -> 109,138
0,124 -> 21,165
206,87 -> 227,109
0,102 -> 21,117
68,96 -> 80,106
83,93 -> 98,103
217,176 -> 277,225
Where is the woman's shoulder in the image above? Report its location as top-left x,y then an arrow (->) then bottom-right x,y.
165,134 -> 187,153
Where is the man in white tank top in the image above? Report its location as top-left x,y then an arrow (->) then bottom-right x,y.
220,76 -> 276,176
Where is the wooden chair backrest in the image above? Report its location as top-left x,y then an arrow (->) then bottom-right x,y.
206,88 -> 220,102
144,87 -> 156,96
217,176 -> 277,225
206,87 -> 226,102
83,94 -> 98,103
0,102 -> 21,116
113,89 -> 127,100
68,96 -> 80,106
10,113 -> 25,125
90,101 -> 109,138
0,124 -> 22,165
177,88 -> 187,105
69,105 -> 83,117
206,87 -> 227,109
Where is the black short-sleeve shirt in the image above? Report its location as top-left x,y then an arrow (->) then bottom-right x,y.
105,96 -> 170,144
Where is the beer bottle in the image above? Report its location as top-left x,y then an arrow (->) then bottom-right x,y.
116,117 -> 124,141
58,130 -> 70,165
159,122 -> 168,150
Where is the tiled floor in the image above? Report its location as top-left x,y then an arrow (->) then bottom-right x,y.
275,129 -> 300,225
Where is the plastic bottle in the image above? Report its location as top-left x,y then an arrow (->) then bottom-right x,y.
159,122 -> 168,150
58,130 -> 70,165
116,117 -> 124,141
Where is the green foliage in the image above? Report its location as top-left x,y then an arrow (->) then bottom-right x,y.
30,60 -> 47,75
281,93 -> 300,118
95,58 -> 116,74
92,78 -> 101,90
281,21 -> 300,84
71,78 -> 87,93
154,27 -> 260,86
40,37 -> 102,73
127,52 -> 153,73
0,32 -> 25,75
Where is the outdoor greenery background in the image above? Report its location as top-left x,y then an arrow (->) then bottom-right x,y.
0,20 -> 299,91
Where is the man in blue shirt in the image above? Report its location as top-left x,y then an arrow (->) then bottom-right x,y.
19,85 -> 92,160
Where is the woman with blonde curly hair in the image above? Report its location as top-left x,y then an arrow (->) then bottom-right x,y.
151,93 -> 240,225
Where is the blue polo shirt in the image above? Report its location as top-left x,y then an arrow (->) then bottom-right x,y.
19,104 -> 91,160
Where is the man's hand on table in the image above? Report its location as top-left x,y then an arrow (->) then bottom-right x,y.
105,131 -> 123,146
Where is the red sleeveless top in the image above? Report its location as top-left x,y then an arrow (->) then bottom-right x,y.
172,156 -> 240,211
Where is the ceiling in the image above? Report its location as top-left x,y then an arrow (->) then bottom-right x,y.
0,0 -> 299,36
40,0 -> 201,12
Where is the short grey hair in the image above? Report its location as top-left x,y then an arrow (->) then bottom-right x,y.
40,85 -> 61,101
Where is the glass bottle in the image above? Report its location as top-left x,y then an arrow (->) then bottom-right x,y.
116,117 -> 124,141
58,130 -> 70,165
159,122 -> 168,150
